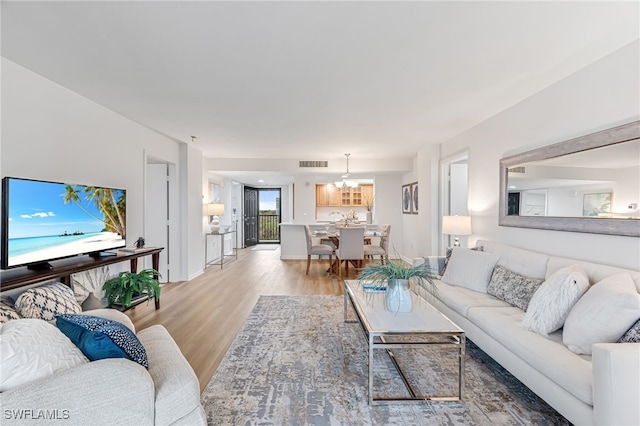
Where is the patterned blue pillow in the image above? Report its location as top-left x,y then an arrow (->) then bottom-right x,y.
56,314 -> 148,368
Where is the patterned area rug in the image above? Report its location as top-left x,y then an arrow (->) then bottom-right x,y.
201,295 -> 570,425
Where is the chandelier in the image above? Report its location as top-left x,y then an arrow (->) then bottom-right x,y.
335,153 -> 358,189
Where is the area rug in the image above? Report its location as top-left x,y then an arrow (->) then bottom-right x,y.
251,244 -> 280,251
201,295 -> 570,425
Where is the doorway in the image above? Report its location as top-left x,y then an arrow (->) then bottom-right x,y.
145,159 -> 177,282
244,187 -> 282,247
440,153 -> 469,250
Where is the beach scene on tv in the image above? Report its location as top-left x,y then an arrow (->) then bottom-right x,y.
6,179 -> 126,268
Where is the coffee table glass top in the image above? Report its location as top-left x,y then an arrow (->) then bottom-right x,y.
344,280 -> 463,334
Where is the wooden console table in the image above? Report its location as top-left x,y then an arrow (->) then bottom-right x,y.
0,247 -> 163,309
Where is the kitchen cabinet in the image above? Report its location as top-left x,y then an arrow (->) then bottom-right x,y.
316,184 -> 341,207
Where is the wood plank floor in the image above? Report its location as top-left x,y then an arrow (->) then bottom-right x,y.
125,246 -> 357,392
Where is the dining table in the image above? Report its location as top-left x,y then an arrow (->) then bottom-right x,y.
312,230 -> 380,274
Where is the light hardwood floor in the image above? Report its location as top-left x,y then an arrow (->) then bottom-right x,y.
126,246 -> 354,392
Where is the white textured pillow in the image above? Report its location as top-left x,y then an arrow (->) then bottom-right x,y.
440,248 -> 500,293
563,273 -> 640,355
15,282 -> 81,321
0,319 -> 88,392
520,265 -> 589,337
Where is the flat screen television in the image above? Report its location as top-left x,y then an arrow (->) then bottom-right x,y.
1,177 -> 126,270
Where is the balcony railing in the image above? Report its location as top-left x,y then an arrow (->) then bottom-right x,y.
259,214 -> 280,242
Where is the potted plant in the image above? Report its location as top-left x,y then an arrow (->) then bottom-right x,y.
102,269 -> 161,309
357,259 -> 437,312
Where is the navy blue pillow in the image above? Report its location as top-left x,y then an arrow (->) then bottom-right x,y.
56,314 -> 148,369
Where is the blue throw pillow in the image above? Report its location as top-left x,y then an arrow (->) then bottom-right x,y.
56,314 -> 148,369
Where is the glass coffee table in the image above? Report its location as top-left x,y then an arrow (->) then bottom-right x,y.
344,280 -> 465,405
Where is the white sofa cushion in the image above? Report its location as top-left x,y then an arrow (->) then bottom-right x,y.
440,248 -> 500,293
477,239 -> 549,279
468,306 -> 593,406
563,273 -> 640,355
520,265 -> 589,337
416,279 -> 511,318
0,319 -> 88,392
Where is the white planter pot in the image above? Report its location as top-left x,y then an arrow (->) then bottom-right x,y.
385,279 -> 412,313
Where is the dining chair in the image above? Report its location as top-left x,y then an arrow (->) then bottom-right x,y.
336,226 -> 365,278
303,225 -> 334,275
364,224 -> 390,264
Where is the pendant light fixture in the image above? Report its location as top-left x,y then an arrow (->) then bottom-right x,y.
335,153 -> 358,189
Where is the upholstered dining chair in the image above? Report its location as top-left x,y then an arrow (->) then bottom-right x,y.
364,224 -> 390,264
336,226 -> 365,278
304,225 -> 334,275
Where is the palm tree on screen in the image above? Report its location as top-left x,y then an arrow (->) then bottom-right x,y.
62,185 -> 126,237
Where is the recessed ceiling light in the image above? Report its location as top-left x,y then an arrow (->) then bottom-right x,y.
258,179 -> 265,183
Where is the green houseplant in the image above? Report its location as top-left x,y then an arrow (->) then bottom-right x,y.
102,269 -> 161,309
357,259 -> 437,312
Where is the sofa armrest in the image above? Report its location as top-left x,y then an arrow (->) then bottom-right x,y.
0,358 -> 155,425
413,256 -> 445,276
592,343 -> 640,426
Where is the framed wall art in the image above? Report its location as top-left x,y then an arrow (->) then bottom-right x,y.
583,192 -> 612,217
410,182 -> 418,214
402,184 -> 412,214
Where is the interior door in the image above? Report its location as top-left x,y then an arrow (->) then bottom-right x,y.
146,163 -> 169,282
244,186 -> 259,247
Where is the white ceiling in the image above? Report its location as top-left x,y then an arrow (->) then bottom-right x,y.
2,1 -> 638,186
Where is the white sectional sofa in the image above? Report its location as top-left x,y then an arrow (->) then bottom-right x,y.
0,284 -> 206,426
414,240 -> 640,426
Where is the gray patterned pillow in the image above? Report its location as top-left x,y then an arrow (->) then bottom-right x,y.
487,265 -> 543,311
618,318 -> 640,343
15,282 -> 81,321
0,296 -> 21,323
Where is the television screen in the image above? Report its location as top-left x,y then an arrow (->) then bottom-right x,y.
1,177 -> 126,270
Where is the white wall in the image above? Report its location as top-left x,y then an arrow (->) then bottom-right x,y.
1,59 -> 203,280
421,40 -> 640,269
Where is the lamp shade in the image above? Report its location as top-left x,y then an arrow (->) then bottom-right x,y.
442,215 -> 472,236
207,204 -> 225,216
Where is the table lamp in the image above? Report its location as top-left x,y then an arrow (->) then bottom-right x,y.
442,215 -> 472,247
208,204 -> 225,233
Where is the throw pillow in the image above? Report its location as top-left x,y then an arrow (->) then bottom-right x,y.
440,247 -> 500,293
15,282 -> 81,321
0,296 -> 21,323
442,245 -> 484,275
0,319 -> 88,392
519,265 -> 589,337
618,318 -> 640,343
563,273 -> 640,354
487,265 -> 543,311
56,314 -> 148,368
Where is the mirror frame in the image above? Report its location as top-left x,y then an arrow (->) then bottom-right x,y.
499,120 -> 640,237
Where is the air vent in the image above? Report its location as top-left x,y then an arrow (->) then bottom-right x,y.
509,166 -> 526,174
298,160 -> 328,168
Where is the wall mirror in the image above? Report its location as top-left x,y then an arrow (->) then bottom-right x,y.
499,120 -> 640,237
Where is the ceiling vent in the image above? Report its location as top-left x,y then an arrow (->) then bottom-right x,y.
298,160 -> 328,168
509,166 -> 526,174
